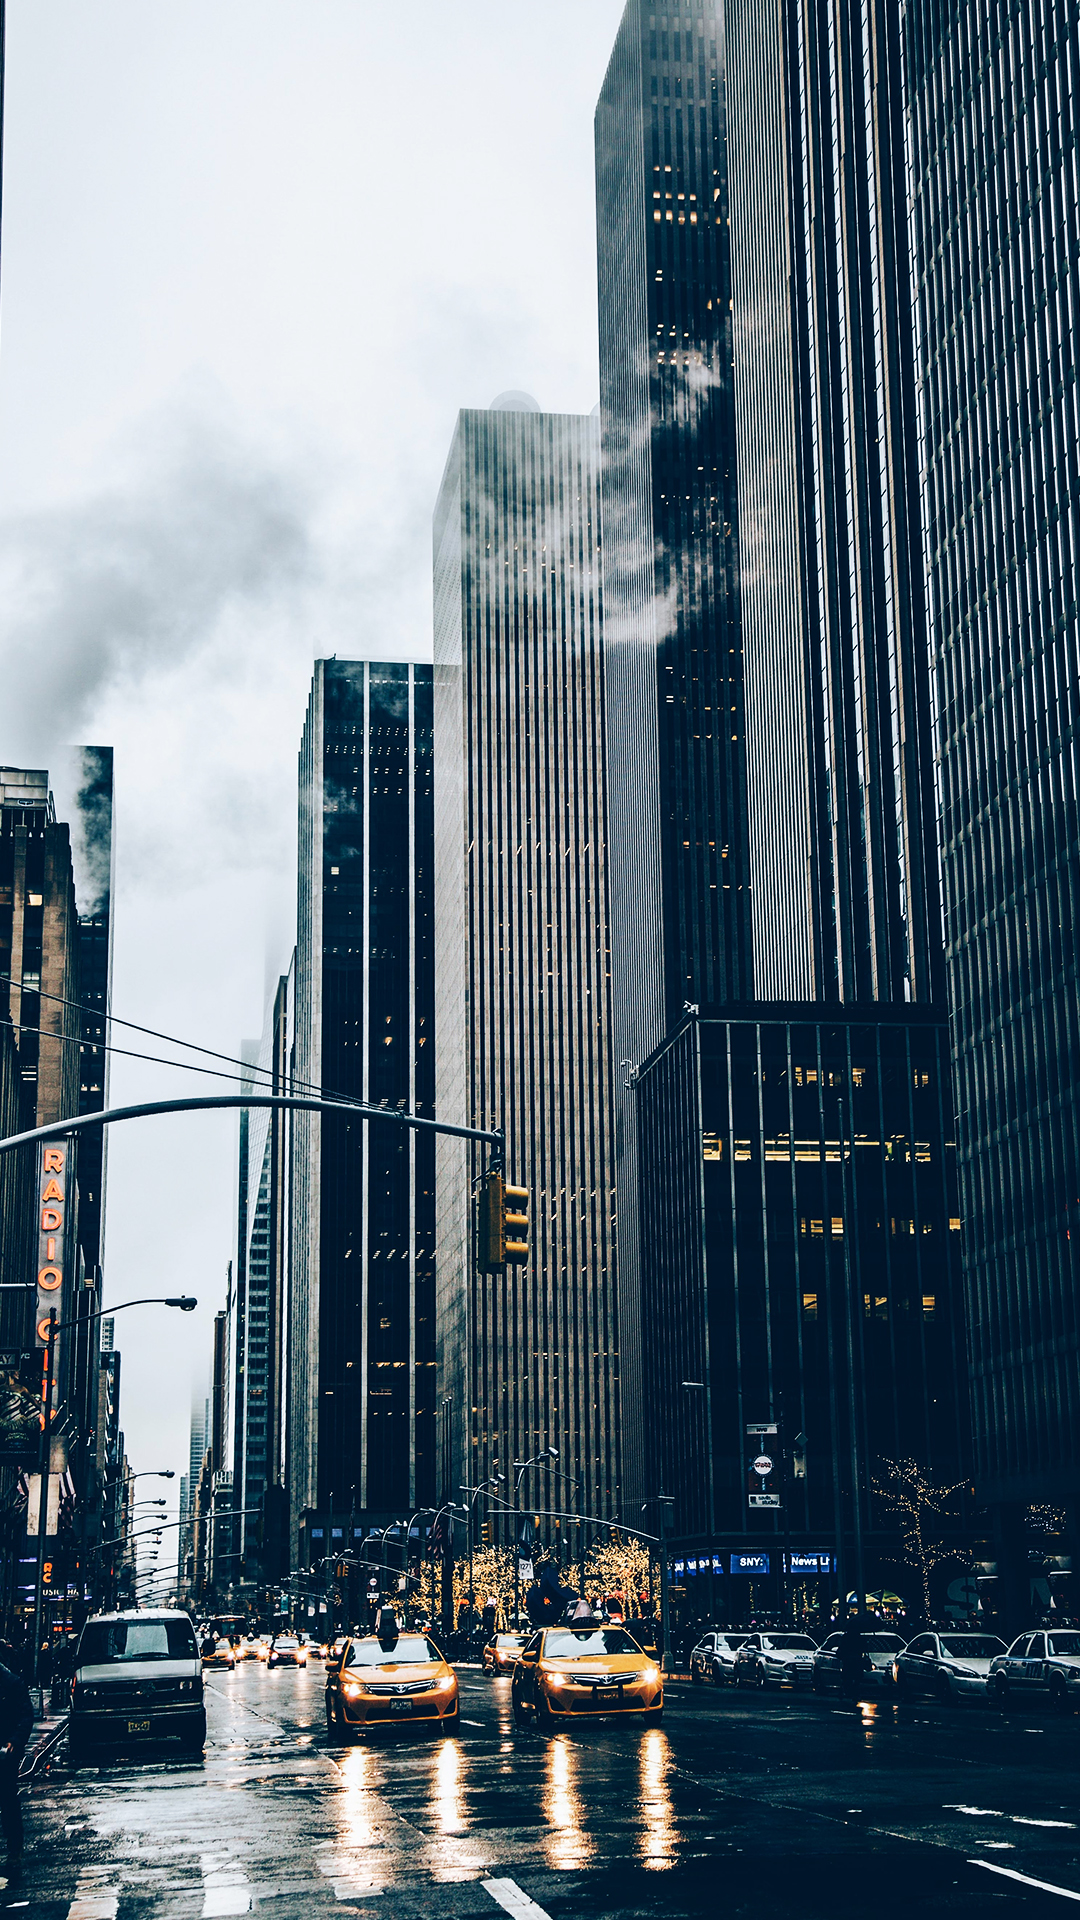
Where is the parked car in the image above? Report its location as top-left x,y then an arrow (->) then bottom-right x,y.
267,1634 -> 308,1669
988,1630 -> 1080,1710
892,1630 -> 1007,1700
68,1610 -> 205,1763
812,1631 -> 907,1693
734,1633 -> 819,1688
689,1631 -> 748,1685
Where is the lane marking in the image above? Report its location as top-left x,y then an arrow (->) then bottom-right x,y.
461,1719 -> 486,1727
946,1805 -> 1077,1830
1013,1818 -> 1077,1829
483,1878 -> 554,1920
200,1853 -> 252,1916
970,1861 -> 1080,1902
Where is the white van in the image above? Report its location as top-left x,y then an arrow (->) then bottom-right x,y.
69,1609 -> 205,1761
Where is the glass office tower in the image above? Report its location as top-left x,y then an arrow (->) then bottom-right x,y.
290,660 -> 436,1555
637,1007 -> 968,1610
906,0 -> 1080,1592
597,0 -> 968,1582
433,399 -> 620,1538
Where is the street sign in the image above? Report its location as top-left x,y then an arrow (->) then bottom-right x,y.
752,1454 -> 774,1477
749,1493 -> 781,1508
746,1423 -> 778,1436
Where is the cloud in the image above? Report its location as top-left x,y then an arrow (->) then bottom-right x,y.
0,398 -> 319,758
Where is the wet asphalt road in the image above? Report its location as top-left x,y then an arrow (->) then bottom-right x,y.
6,1661 -> 1080,1917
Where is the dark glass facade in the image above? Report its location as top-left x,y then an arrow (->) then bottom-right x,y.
595,2 -> 969,1550
637,1007 -> 969,1605
433,404 -> 619,1533
906,0 -> 1080,1510
596,0 -> 750,1506
290,660 -> 436,1549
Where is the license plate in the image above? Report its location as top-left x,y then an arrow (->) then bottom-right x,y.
127,1719 -> 151,1734
388,1699 -> 413,1713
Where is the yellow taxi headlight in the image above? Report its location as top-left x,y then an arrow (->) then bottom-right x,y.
436,1674 -> 456,1692
342,1680 -> 363,1697
540,1667 -> 566,1687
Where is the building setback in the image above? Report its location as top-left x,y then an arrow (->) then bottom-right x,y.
289,660 -> 436,1556
905,0 -> 1080,1602
433,398 -> 619,1538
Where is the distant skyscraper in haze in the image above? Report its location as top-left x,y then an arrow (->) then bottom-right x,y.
906,0 -> 1080,1603
433,396 -> 619,1532
289,659 -> 436,1558
232,976 -> 290,1583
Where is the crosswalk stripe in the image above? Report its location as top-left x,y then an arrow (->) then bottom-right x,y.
969,1860 -> 1080,1902
200,1853 -> 253,1916
482,1877 -> 554,1920
65,1868 -> 119,1920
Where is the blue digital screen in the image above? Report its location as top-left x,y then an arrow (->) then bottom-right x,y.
730,1553 -> 771,1575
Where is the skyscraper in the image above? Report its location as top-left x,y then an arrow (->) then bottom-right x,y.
905,0 -> 1080,1606
232,975 -> 290,1583
433,397 -> 619,1538
595,0 -> 969,1598
289,659 -> 436,1558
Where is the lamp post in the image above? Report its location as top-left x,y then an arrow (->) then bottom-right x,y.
33,1296 -> 196,1690
641,1493 -> 674,1672
511,1448 -> 558,1624
460,1475 -> 505,1640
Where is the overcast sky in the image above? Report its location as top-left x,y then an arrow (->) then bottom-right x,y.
0,0 -> 627,1564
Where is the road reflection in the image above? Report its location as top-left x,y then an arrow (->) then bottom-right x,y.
542,1734 -> 594,1869
331,1744 -> 389,1895
637,1727 -> 676,1868
432,1736 -> 466,1836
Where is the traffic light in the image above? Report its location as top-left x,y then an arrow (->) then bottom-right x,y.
477,1171 -> 530,1271
480,1520 -> 492,1546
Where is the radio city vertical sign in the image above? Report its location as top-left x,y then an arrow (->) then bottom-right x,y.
36,1144 -> 68,1391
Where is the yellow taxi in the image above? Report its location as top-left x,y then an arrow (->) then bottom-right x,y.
483,1631 -> 528,1674
325,1630 -> 459,1739
511,1619 -> 662,1728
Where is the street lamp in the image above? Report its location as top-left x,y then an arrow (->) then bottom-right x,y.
460,1474 -> 505,1635
33,1295 -> 197,1689
510,1448 -> 559,1622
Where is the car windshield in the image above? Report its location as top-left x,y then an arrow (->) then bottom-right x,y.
496,1635 -> 526,1648
543,1629 -> 640,1658
720,1635 -> 748,1648
939,1636 -> 1005,1657
344,1637 -> 443,1668
1048,1634 -> 1080,1656
761,1635 -> 817,1650
79,1619 -> 197,1664
274,1638 -> 298,1648
862,1635 -> 905,1651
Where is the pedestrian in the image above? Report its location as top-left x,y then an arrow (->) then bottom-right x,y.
0,1640 -> 33,1862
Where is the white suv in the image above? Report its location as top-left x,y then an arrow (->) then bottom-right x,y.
69,1610 -> 205,1762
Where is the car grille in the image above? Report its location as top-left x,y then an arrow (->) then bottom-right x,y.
362,1679 -> 434,1695
79,1680 -> 191,1705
